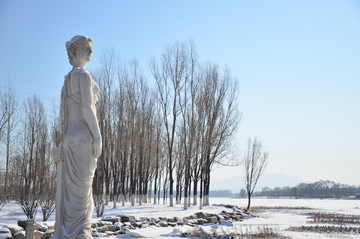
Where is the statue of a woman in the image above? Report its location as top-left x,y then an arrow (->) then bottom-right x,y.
54,35 -> 102,239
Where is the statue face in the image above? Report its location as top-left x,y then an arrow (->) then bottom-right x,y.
76,41 -> 93,64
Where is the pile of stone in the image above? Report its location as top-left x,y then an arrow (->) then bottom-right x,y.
0,220 -> 54,239
90,208 -> 250,237
0,205 -> 251,239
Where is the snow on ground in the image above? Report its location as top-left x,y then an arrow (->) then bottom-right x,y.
1,197 -> 360,238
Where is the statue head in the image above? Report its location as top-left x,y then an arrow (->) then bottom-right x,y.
66,35 -> 93,66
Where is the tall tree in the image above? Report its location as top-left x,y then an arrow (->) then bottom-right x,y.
150,40 -> 190,206
0,83 -> 19,198
14,95 -> 47,219
199,63 -> 241,206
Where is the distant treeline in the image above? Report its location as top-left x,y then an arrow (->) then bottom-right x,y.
249,180 -> 360,198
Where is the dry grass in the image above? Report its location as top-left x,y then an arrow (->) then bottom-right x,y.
186,225 -> 292,239
305,212 -> 360,225
250,206 -> 314,213
287,225 -> 360,234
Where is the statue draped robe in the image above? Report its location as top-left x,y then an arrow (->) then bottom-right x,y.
56,67 -> 99,239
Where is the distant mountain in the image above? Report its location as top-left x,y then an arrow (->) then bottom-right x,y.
210,173 -> 304,194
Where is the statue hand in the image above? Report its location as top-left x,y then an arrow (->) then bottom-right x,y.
93,138 -> 102,158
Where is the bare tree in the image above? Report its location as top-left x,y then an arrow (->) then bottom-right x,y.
243,137 -> 268,211
37,103 -> 59,221
14,95 -> 47,219
198,63 -> 241,206
150,40 -> 190,206
0,82 -> 19,199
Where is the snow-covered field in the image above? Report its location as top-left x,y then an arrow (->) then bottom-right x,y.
1,197 -> 360,238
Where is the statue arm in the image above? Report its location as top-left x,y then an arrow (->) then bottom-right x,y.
79,71 -> 102,158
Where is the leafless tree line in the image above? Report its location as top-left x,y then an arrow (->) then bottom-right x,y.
0,83 -> 58,221
0,38 -> 241,220
92,39 -> 241,214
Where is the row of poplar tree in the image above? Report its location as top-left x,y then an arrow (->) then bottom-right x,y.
0,38 -> 241,219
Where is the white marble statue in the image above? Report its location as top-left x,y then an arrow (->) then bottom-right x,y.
52,35 -> 102,239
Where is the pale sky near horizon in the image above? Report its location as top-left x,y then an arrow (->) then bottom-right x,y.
0,1 -> 359,187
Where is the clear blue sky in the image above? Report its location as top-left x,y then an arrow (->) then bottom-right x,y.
0,0 -> 359,186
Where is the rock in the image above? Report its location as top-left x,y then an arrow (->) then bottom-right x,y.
197,218 -> 206,225
176,221 -> 184,226
132,222 -> 142,228
167,217 -> 174,222
106,225 -> 116,232
0,229 -> 12,239
190,215 -> 197,219
139,217 -> 151,223
0,229 -> 11,234
195,212 -> 206,219
230,215 -> 240,221
98,221 -> 112,227
141,223 -> 149,229
102,216 -> 120,223
150,217 -> 159,223
206,213 -> 216,217
114,222 -> 122,230
44,230 -> 54,239
3,226 -> 23,236
159,221 -> 168,227
188,219 -> 198,224
34,231 -> 46,239
16,221 -> 26,231
91,222 -> 98,228
123,225 -> 134,230
159,217 -> 167,222
206,216 -> 217,223
119,215 -> 135,223
174,217 -> 182,222
13,231 -> 25,239
167,222 -> 176,227
215,214 -> 224,220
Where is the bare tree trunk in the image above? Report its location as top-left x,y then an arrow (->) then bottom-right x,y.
247,192 -> 251,211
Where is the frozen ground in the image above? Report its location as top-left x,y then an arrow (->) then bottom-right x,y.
1,197 -> 360,238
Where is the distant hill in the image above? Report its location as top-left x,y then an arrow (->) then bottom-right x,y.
210,173 -> 304,194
